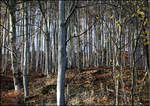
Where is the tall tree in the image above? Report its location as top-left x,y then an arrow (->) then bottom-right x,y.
38,0 -> 51,76
8,0 -> 21,90
22,0 -> 29,98
57,0 -> 67,105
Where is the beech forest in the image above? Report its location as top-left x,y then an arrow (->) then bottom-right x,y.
0,0 -> 150,105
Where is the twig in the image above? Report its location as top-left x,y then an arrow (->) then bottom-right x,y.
66,17 -> 98,45
64,1 -> 77,25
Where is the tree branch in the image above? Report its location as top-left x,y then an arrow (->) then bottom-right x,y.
76,2 -> 120,9
0,24 -> 11,33
64,1 -> 77,26
65,16 -> 98,45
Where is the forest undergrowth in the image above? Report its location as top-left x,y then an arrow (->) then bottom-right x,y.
0,66 -> 149,105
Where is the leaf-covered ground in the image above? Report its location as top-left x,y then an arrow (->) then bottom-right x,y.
0,66 -> 149,105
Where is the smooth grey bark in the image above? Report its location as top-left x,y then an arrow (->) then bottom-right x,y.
66,24 -> 71,68
114,17 -> 119,106
101,17 -> 104,65
112,34 -> 119,106
85,8 -> 88,67
45,15 -> 51,76
75,10 -> 81,72
82,18 -> 86,68
109,22 -> 112,66
118,5 -> 127,104
68,22 -> 75,68
2,21 -> 8,74
57,0 -> 67,105
26,3 -> 30,75
53,21 -> 58,73
36,33 -> 39,72
9,0 -> 21,90
22,0 -> 29,97
55,21 -> 59,73
21,9 -> 24,74
98,21 -> 101,67
30,13 -> 35,70
76,27 -> 81,72
38,0 -> 51,76
88,15 -> 92,66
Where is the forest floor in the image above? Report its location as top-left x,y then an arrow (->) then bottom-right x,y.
0,66 -> 149,105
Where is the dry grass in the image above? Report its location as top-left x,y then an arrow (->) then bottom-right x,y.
1,66 -> 149,105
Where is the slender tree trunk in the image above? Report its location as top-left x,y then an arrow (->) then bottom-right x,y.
101,17 -> 104,65
36,33 -> 39,72
45,19 -> 50,76
57,0 -> 67,105
22,0 -> 29,97
38,0 -> 51,76
131,32 -> 137,106
143,1 -> 150,105
55,21 -> 59,73
76,10 -> 81,72
114,16 -> 119,106
2,21 -> 8,74
53,21 -> 58,73
148,2 -> 150,105
9,0 -> 21,90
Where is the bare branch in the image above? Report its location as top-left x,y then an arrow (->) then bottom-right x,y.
64,1 -> 77,25
66,16 -> 98,45
0,24 -> 11,33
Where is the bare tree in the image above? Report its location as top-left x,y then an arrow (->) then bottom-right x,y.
8,0 -> 21,90
22,0 -> 29,98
